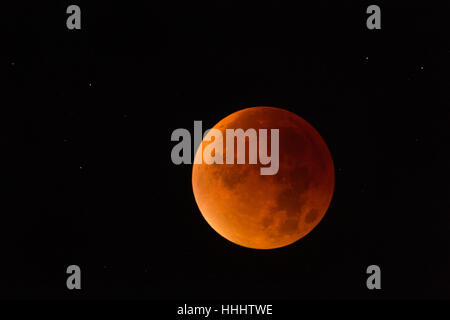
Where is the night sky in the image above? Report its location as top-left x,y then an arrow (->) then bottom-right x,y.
2,1 -> 450,300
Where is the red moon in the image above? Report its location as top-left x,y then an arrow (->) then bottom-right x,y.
192,107 -> 334,249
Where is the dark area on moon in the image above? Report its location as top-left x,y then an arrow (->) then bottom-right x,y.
3,2 -> 450,299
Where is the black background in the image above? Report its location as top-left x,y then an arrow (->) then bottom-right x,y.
2,1 -> 449,300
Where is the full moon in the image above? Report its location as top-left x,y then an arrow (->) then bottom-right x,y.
192,107 -> 334,249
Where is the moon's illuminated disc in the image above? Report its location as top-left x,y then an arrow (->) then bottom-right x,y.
192,107 -> 334,249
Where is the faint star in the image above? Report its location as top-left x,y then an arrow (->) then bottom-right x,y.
10,62 -> 15,67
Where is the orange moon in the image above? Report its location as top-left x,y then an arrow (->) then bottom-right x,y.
192,107 -> 334,249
